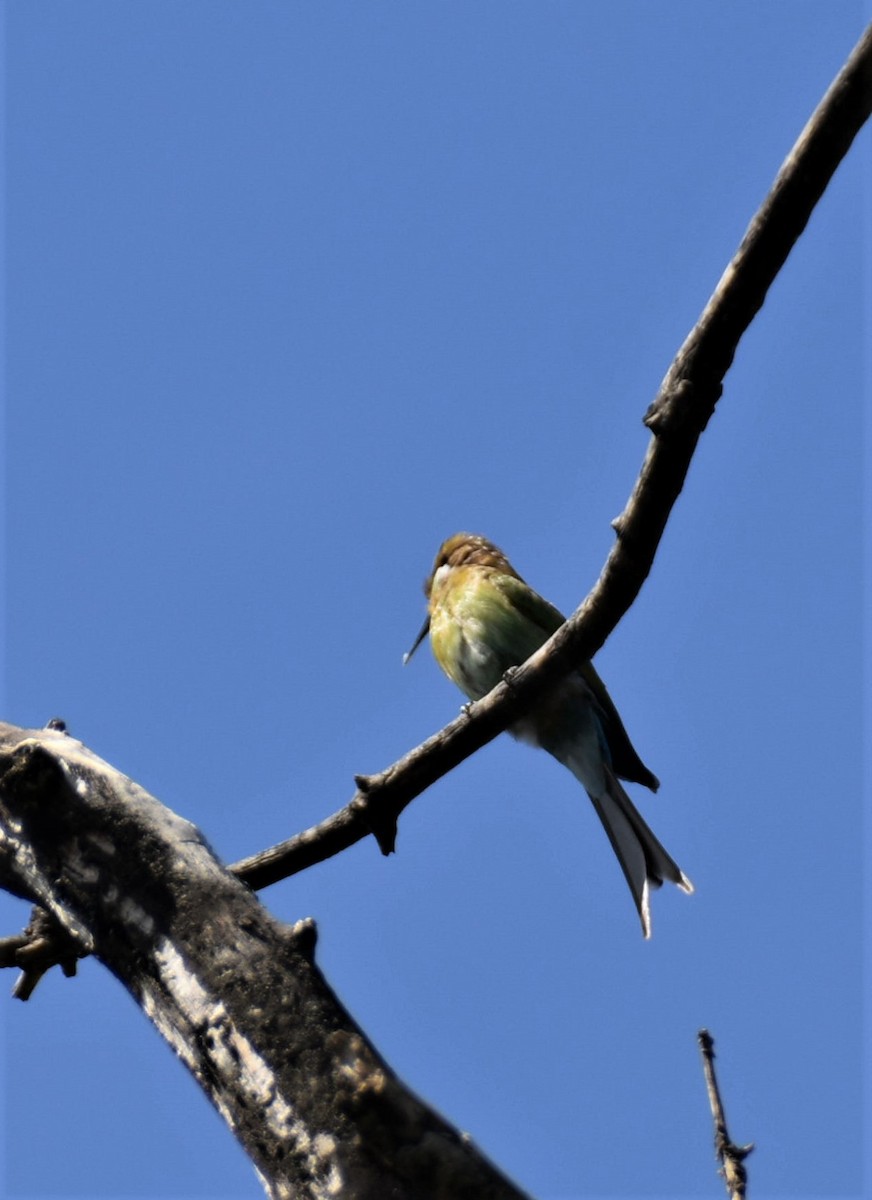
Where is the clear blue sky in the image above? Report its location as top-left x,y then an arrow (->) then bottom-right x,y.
2,4 -> 869,1198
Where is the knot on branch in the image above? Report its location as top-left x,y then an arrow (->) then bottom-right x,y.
644,375 -> 722,437
285,917 -> 318,961
352,776 -> 399,856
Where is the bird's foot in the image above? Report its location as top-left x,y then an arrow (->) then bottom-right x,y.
501,666 -> 519,688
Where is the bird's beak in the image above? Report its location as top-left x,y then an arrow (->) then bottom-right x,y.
403,616 -> 430,665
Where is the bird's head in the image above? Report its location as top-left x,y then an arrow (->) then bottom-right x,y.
404,533 -> 515,663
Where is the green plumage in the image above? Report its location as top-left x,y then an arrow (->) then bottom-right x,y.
429,564 -> 658,791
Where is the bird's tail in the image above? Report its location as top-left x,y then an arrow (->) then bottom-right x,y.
585,765 -> 693,937
551,739 -> 695,936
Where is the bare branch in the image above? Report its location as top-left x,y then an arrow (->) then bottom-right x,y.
0,722 -> 531,1200
698,1029 -> 754,1200
231,23 -> 872,892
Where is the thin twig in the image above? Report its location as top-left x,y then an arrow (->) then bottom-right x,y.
230,23 -> 872,892
698,1029 -> 754,1199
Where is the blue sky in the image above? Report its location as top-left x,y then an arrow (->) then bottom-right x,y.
2,3 -> 869,1198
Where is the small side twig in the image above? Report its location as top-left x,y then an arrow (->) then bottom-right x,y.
698,1029 -> 754,1200
0,906 -> 83,1001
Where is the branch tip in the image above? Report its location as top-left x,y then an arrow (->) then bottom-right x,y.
698,1028 -> 752,1199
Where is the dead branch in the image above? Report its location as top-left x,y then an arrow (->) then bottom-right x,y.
698,1029 -> 754,1200
0,721 -> 529,1200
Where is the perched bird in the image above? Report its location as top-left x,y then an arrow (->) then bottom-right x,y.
405,532 -> 692,937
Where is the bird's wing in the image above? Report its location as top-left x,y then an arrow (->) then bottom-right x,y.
457,571 -> 561,673
492,573 -> 659,793
490,572 -> 566,639
580,661 -> 660,792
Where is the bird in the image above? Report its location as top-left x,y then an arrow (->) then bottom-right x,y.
404,532 -> 692,937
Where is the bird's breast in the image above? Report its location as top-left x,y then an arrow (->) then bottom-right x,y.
428,567 -> 553,702
429,608 -> 505,701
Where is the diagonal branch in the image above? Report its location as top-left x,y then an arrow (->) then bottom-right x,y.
0,723 -> 531,1199
231,22 -> 872,892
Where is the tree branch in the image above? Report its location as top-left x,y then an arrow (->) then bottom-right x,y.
231,22 -> 872,892
0,721 -> 530,1200
698,1029 -> 753,1200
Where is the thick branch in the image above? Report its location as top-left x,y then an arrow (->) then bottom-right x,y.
231,23 -> 872,892
0,722 -> 530,1200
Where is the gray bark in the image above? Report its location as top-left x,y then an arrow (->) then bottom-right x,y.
0,721 -> 529,1200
